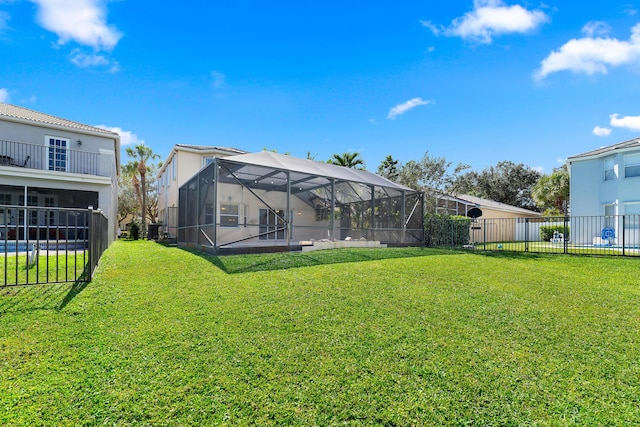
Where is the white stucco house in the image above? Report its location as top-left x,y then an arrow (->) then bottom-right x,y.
157,144 -> 247,237
567,138 -> 640,245
0,103 -> 120,241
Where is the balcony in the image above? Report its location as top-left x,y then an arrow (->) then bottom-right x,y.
0,139 -> 112,177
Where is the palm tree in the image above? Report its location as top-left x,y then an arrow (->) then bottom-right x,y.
124,144 -> 160,238
327,152 -> 365,170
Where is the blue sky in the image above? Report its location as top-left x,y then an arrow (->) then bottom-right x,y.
2,1 -> 640,174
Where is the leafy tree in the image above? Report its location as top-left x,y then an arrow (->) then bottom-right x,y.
123,144 -> 160,238
532,164 -> 570,215
398,151 -> 469,192
117,174 -> 138,228
327,152 -> 366,170
452,160 -> 542,210
394,151 -> 469,214
377,155 -> 400,182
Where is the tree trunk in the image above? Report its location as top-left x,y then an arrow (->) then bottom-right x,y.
138,161 -> 147,239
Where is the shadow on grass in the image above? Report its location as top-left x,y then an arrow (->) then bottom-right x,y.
1,268 -> 91,315
0,283 -> 74,315
183,246 -> 464,274
467,250 -> 553,260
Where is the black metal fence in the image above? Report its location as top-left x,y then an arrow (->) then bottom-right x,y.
429,215 -> 640,257
1,206 -> 110,286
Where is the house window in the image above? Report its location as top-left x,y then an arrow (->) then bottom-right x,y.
624,202 -> 640,229
624,154 -> 640,178
171,160 -> 176,181
220,204 -> 239,227
203,157 -> 215,168
47,136 -> 69,172
259,208 -> 291,240
315,205 -> 329,221
604,157 -> 616,181
604,204 -> 615,229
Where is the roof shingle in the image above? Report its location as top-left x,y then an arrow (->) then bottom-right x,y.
568,137 -> 640,160
0,102 -> 118,136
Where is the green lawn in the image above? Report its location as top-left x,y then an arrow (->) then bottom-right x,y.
1,241 -> 639,426
1,252 -> 88,286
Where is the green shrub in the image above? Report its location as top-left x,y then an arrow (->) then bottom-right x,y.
540,224 -> 570,241
129,221 -> 140,240
425,214 -> 472,247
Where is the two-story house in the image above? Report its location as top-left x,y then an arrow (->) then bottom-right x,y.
157,144 -> 247,237
0,103 -> 120,241
568,137 -> 640,245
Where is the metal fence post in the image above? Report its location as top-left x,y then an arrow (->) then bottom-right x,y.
88,206 -> 94,281
483,219 -> 487,251
563,215 -> 568,254
622,215 -> 626,256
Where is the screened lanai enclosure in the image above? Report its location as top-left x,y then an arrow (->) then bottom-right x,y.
177,152 -> 424,253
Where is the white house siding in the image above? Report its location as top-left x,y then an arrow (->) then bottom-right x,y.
569,144 -> 640,246
0,107 -> 120,241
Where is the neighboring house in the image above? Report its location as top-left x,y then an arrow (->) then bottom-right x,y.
448,194 -> 543,243
0,103 -> 120,241
157,144 -> 247,237
455,194 -> 544,220
567,137 -> 640,245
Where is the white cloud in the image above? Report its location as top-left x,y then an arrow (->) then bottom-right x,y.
0,88 -> 9,103
0,11 -> 9,33
94,126 -> 144,146
622,4 -> 638,16
593,126 -> 612,136
442,0 -> 548,44
387,98 -> 431,120
420,20 -> 442,36
535,23 -> 640,79
30,0 -> 122,50
71,49 -> 119,72
610,113 -> 640,131
21,95 -> 37,104
581,21 -> 610,38
71,51 -> 109,67
211,71 -> 226,89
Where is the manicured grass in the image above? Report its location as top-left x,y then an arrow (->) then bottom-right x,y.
1,241 -> 640,425
1,252 -> 87,286
477,241 -> 640,256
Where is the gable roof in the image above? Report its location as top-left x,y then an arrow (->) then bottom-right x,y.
568,137 -> 640,161
456,194 -> 543,216
0,102 -> 118,137
158,144 -> 248,176
221,151 -> 415,192
174,144 -> 247,154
